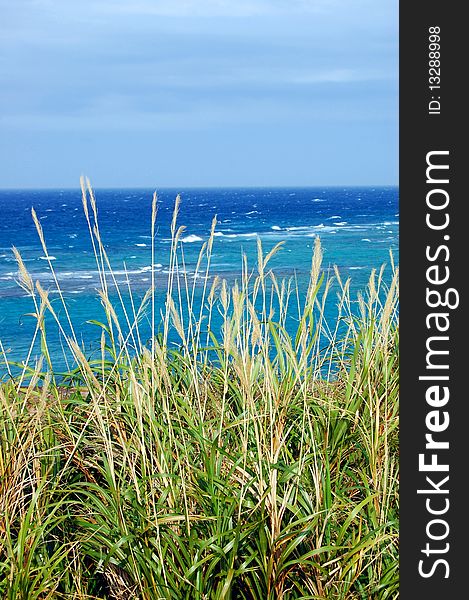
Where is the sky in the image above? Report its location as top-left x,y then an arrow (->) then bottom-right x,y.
0,0 -> 398,188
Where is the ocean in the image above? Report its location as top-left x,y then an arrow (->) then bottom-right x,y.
0,187 -> 398,371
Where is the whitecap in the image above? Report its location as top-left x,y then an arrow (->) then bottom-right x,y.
39,255 -> 56,260
361,238 -> 372,242
135,243 -> 147,247
349,266 -> 364,270
271,225 -> 282,231
213,232 -> 224,237
69,233 -> 78,239
139,264 -> 163,272
333,222 -> 348,226
306,226 -> 337,235
181,234 -> 203,243
327,216 -> 341,219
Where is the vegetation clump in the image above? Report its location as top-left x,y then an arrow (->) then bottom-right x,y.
0,179 -> 399,599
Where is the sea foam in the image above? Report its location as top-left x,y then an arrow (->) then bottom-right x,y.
181,235 -> 203,243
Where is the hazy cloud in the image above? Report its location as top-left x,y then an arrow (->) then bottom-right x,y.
0,0 -> 398,186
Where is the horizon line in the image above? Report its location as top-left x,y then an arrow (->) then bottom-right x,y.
0,183 -> 399,192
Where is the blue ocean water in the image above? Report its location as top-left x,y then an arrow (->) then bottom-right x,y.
0,187 -> 398,371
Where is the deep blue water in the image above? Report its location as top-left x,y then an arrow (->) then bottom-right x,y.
0,187 -> 398,372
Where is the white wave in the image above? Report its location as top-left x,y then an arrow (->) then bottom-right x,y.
139,264 -> 163,272
213,232 -> 224,237
39,255 -> 56,260
333,221 -> 348,226
361,238 -> 372,242
225,234 -> 238,238
327,215 -> 341,219
181,234 -> 203,243
69,233 -> 78,238
271,225 -> 282,230
349,266 -> 364,270
312,198 -> 325,202
314,223 -> 325,228
246,210 -> 259,215
78,275 -> 93,279
135,243 -> 147,247
305,226 -> 337,235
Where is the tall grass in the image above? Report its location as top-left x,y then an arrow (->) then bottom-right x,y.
0,178 -> 399,599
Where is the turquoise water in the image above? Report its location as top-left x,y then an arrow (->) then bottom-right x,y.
0,187 -> 398,371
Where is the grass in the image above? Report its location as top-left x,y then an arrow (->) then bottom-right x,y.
0,178 -> 399,599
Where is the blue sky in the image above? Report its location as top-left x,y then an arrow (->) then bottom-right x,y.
0,0 -> 398,188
